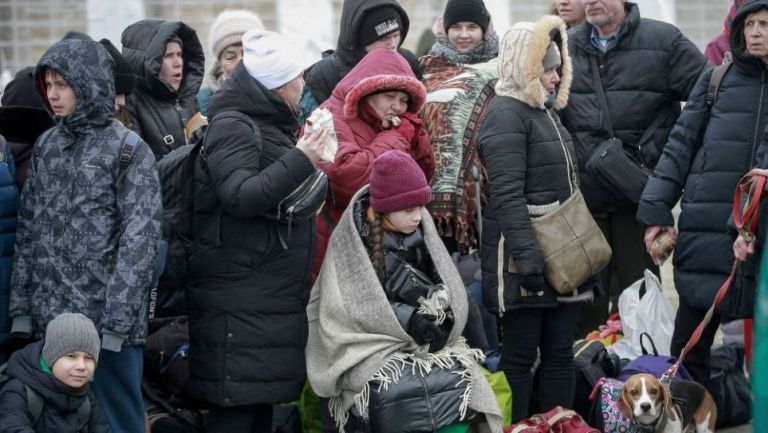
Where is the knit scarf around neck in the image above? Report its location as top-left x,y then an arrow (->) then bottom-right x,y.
430,33 -> 500,65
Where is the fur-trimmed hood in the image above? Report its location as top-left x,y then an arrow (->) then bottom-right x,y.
495,15 -> 571,110
332,47 -> 427,119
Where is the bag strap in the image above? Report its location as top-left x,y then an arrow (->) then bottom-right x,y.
639,332 -> 659,356
589,56 -> 664,166
24,384 -> 90,429
589,56 -> 615,138
116,130 -> 141,184
706,61 -> 733,108
546,408 -> 580,426
76,396 -> 91,431
733,173 -> 767,242
25,384 -> 43,425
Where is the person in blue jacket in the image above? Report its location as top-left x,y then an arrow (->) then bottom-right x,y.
0,134 -> 18,363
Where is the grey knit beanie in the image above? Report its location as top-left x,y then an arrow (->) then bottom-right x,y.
542,40 -> 562,71
42,313 -> 101,366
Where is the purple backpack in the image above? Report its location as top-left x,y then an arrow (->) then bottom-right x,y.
618,333 -> 693,381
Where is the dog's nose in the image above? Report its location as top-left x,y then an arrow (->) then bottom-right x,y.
640,402 -> 652,412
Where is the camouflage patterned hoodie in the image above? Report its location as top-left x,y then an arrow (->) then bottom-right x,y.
9,38 -> 162,346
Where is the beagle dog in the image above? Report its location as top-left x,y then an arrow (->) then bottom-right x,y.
617,373 -> 717,433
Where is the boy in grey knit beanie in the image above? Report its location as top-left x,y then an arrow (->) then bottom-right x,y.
42,313 -> 101,387
0,313 -> 109,433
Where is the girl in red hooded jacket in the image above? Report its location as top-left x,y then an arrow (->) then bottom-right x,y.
311,46 -> 434,279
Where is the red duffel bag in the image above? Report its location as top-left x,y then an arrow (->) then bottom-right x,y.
504,407 -> 598,433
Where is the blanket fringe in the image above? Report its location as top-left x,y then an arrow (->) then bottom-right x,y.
329,395 -> 349,433
330,338 -> 485,431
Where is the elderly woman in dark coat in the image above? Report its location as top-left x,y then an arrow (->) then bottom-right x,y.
184,30 -> 326,433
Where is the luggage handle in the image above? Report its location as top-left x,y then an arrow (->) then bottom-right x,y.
639,332 -> 659,356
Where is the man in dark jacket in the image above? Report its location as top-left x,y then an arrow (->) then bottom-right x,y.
300,0 -> 419,120
638,0 -> 768,390
121,19 -> 204,159
561,0 -> 707,333
9,38 -> 162,433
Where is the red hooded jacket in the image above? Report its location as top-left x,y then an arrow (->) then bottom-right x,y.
312,47 -> 434,279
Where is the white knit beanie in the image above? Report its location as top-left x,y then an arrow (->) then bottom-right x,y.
242,29 -> 304,90
209,9 -> 264,60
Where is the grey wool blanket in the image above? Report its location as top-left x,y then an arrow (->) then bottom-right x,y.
306,186 -> 503,433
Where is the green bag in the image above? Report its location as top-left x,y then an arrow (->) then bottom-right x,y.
299,381 -> 324,433
481,367 -> 512,427
437,421 -> 471,433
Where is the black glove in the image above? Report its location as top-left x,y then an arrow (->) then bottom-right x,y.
407,313 -> 448,352
520,273 -> 547,292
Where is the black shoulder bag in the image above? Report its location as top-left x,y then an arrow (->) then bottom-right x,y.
584,56 -> 663,204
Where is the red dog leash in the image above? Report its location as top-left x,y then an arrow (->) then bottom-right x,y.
661,171 -> 765,384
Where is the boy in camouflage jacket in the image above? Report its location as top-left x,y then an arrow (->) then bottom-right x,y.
8,37 -> 162,433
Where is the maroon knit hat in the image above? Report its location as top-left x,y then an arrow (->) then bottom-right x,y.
369,150 -> 432,214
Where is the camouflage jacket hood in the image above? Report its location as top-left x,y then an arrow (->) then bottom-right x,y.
34,39 -> 115,137
11,39 -> 163,345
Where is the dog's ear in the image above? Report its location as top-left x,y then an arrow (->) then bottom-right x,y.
658,382 -> 674,420
617,383 -> 634,419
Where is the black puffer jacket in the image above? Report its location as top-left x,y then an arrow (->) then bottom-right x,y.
562,2 -> 707,212
184,62 -> 316,407
121,20 -> 204,159
303,0 -> 412,104
353,195 -> 453,343
477,16 -> 595,313
637,0 -> 768,313
0,341 -> 109,433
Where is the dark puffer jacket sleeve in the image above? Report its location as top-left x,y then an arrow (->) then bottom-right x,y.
667,29 -> 712,102
477,106 -> 543,276
103,138 -> 162,337
637,67 -> 713,228
204,117 -> 315,219
0,379 -> 35,432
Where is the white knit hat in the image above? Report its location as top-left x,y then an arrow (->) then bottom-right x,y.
242,29 -> 304,90
209,9 -> 264,60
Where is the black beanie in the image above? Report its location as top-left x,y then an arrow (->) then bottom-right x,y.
99,39 -> 135,95
0,67 -> 55,144
443,0 -> 490,33
357,6 -> 402,48
1,67 -> 46,108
